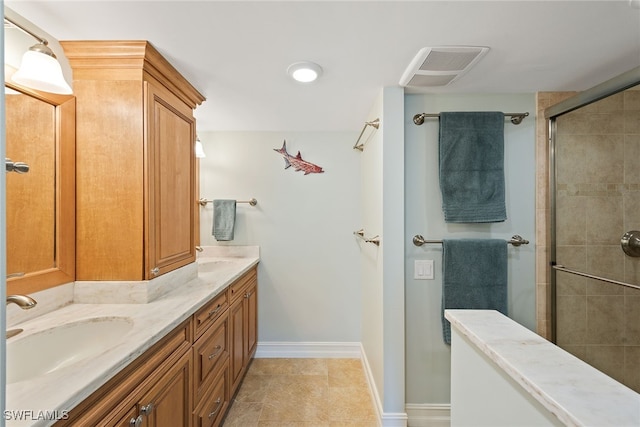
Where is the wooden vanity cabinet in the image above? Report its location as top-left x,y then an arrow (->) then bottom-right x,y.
56,320 -> 193,427
55,268 -> 258,427
60,41 -> 205,281
229,267 -> 258,394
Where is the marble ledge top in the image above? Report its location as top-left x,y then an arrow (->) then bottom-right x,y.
445,309 -> 640,427
6,246 -> 260,427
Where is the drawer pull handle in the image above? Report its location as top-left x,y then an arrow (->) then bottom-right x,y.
208,304 -> 222,318
244,291 -> 252,299
208,345 -> 223,360
208,397 -> 222,419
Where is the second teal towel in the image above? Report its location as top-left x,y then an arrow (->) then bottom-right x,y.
441,238 -> 508,344
439,111 -> 506,223
213,199 -> 236,241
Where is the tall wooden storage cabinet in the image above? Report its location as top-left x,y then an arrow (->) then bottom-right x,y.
61,41 -> 206,281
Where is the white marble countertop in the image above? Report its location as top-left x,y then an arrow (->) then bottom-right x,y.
6,246 -> 259,427
445,309 -> 640,427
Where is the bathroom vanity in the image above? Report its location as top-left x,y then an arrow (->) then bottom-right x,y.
5,247 -> 258,427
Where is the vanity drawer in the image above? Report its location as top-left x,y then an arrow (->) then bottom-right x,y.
228,266 -> 257,303
194,290 -> 228,339
193,313 -> 229,404
193,360 -> 229,427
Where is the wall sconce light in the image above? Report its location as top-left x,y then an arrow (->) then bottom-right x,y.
5,16 -> 73,95
195,136 -> 206,158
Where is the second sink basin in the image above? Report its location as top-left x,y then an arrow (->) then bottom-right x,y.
7,316 -> 134,384
198,259 -> 236,273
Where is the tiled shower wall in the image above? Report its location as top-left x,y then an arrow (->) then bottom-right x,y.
536,87 -> 640,392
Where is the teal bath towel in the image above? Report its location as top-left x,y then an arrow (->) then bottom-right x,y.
442,239 -> 508,344
213,199 -> 237,241
439,112 -> 506,223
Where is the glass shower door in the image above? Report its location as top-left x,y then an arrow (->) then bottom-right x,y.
551,83 -> 640,393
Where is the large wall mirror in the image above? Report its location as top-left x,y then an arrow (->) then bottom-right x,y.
5,82 -> 75,295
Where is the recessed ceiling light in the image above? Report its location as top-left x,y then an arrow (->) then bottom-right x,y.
287,61 -> 323,83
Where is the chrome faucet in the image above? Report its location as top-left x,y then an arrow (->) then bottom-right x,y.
6,295 -> 37,338
6,294 -> 37,310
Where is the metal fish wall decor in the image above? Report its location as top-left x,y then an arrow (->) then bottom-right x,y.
273,140 -> 324,175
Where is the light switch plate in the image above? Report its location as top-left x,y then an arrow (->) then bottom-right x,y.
414,259 -> 434,280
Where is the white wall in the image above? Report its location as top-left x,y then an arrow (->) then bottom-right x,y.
360,86 -> 407,425
404,93 -> 537,405
198,131 -> 362,344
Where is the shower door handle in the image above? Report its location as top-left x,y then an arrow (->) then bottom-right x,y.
621,230 -> 640,257
552,264 -> 640,291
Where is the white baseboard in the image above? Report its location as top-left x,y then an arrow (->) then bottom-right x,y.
255,341 -> 362,358
360,344 -> 409,427
405,404 -> 451,427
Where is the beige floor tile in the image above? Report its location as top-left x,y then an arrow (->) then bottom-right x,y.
328,359 -> 368,388
234,374 -> 274,403
328,387 -> 377,421
261,375 -> 329,422
222,401 -> 262,426
223,358 -> 377,426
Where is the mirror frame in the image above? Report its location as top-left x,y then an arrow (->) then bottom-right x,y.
5,80 -> 76,295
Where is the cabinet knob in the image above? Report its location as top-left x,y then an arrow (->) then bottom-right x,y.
130,416 -> 143,427
140,403 -> 154,416
150,267 -> 160,276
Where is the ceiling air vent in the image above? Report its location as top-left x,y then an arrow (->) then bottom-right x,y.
399,46 -> 490,88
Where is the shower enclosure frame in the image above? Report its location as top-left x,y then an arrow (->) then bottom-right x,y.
545,66 -> 640,343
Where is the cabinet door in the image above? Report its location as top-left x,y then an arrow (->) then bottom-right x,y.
245,281 -> 258,360
138,350 -> 192,427
145,82 -> 196,279
229,295 -> 246,393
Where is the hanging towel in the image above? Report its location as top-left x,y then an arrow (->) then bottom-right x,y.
441,239 -> 508,344
212,199 -> 237,241
439,111 -> 506,223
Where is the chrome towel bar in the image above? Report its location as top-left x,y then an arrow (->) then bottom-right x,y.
353,118 -> 380,151
412,234 -> 529,247
199,198 -> 257,207
413,112 -> 529,126
354,229 -> 380,246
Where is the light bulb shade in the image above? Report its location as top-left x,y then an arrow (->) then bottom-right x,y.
195,138 -> 206,158
11,45 -> 73,95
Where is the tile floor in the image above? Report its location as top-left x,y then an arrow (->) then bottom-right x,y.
222,358 -> 379,426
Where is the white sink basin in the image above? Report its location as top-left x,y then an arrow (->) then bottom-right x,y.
198,259 -> 235,273
7,316 -> 134,384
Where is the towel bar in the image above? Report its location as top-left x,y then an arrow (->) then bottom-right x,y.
413,234 -> 529,247
354,229 -> 380,246
413,112 -> 529,126
353,118 -> 380,151
199,198 -> 257,207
